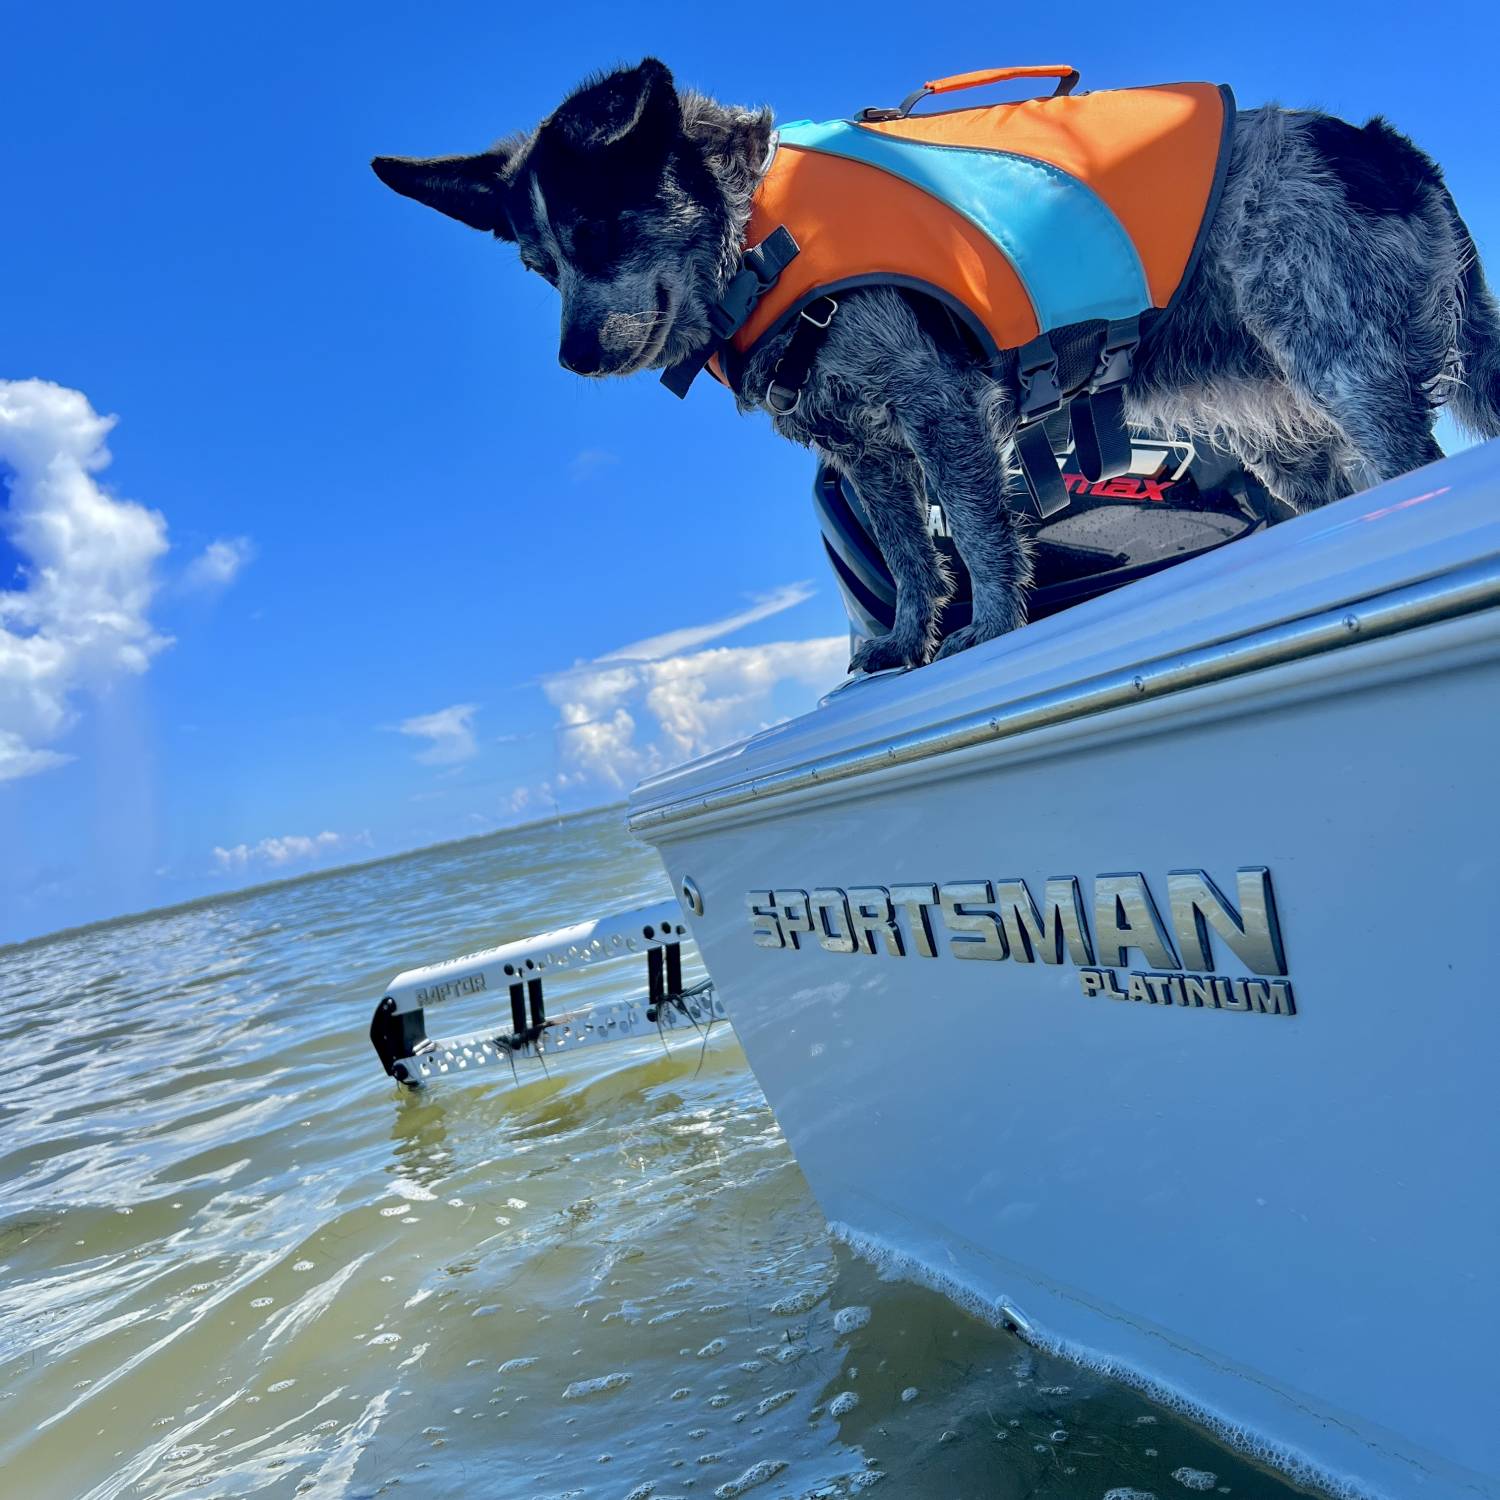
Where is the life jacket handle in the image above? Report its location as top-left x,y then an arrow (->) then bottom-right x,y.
865,65 -> 1080,122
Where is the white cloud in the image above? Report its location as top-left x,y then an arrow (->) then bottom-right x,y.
0,378 -> 171,783
644,638 -> 848,761
0,730 -> 72,782
183,535 -> 255,591
598,581 -> 815,663
396,702 -> 479,765
212,829 -> 368,872
542,587 -> 847,790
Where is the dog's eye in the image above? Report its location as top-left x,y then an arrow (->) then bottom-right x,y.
569,219 -> 615,268
520,252 -> 558,283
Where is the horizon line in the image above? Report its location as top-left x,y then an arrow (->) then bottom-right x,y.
0,799 -> 627,957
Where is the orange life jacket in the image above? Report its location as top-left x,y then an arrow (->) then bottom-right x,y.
664,67 -> 1234,516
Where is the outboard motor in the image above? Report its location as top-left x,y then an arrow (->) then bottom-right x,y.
815,420 -> 1293,652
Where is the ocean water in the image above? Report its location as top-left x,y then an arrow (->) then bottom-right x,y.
0,809 -> 1320,1500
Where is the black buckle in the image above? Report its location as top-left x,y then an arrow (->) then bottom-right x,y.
1017,334 -> 1063,422
721,226 -> 799,333
858,86 -> 929,121
663,226 -> 800,398
1092,316 -> 1139,394
708,266 -> 767,339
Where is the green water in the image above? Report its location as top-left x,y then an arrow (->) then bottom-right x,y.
0,810 -> 1320,1499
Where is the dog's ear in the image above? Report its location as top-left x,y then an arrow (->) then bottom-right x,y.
548,58 -> 679,160
370,148 -> 516,238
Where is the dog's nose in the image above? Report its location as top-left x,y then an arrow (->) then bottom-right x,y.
559,325 -> 605,375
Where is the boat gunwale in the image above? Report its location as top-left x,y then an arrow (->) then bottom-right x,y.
628,552 -> 1500,834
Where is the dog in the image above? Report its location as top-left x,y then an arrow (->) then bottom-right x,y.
373,59 -> 1500,672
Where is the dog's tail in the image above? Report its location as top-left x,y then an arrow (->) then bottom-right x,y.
1448,206 -> 1500,440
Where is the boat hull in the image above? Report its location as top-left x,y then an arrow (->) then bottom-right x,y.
629,445 -> 1500,1499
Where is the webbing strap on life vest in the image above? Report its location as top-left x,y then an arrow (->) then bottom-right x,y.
765,296 -> 839,416
1015,334 -> 1070,518
1070,317 -> 1140,482
661,226 -> 801,398
1014,421 -> 1070,518
1014,317 -> 1141,517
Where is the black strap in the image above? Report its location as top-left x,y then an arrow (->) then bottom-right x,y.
764,296 -> 838,415
1012,317 -> 1141,512
1011,332 -> 1070,519
1070,317 -> 1140,481
1014,421 -> 1070,518
1072,388 -> 1130,482
661,226 -> 801,398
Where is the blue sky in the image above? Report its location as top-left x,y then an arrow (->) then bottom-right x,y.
3,0 -> 1497,942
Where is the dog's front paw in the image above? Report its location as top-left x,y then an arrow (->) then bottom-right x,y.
849,631 -> 928,675
933,613 -> 1020,662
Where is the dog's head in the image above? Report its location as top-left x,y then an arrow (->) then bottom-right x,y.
372,59 -> 771,377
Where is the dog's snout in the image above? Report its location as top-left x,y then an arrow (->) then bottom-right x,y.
559,323 -> 606,375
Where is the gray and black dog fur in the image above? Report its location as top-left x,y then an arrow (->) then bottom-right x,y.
373,59 -> 1500,671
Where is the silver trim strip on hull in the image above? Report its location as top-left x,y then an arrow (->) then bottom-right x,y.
630,553 -> 1500,833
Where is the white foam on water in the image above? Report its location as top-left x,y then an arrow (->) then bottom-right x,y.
1172,1469 -> 1218,1491
498,1357 -> 538,1374
769,1288 -> 821,1316
714,1458 -> 788,1497
755,1390 -> 796,1416
900,1387 -> 919,1403
828,1391 -> 859,1417
832,1305 -> 870,1334
827,1220 -> 1382,1500
560,1372 -> 631,1400
1103,1490 -> 1158,1499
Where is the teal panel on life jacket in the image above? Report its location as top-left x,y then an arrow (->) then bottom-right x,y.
776,118 -> 1150,332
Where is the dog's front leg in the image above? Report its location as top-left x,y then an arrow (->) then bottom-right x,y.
843,451 -> 951,673
896,378 -> 1031,659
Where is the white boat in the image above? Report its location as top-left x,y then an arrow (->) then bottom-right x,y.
373,438 -> 1500,1499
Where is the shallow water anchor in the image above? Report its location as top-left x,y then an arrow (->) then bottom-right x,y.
367,897 -> 727,1087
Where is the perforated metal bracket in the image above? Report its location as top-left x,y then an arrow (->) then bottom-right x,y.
367,898 -> 717,1088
